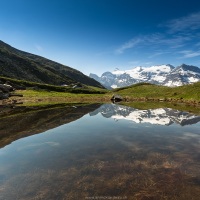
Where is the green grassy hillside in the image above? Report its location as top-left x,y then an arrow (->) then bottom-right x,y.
113,82 -> 200,101
1,75 -> 200,104
0,76 -> 107,94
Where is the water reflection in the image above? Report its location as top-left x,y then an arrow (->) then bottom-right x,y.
0,103 -> 200,200
0,103 -> 101,148
90,104 -> 200,126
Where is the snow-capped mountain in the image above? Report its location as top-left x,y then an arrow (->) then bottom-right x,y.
163,64 -> 200,87
89,64 -> 200,88
90,104 -> 200,126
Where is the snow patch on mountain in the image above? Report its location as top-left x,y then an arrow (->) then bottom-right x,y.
112,108 -> 172,125
89,64 -> 200,88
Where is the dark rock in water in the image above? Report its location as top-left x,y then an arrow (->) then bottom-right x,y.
111,94 -> 123,102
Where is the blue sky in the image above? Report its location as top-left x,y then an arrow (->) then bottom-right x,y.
1,0 -> 200,75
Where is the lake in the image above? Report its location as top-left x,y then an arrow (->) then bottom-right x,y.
0,103 -> 200,200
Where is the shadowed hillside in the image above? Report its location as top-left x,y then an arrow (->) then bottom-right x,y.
0,40 -> 104,88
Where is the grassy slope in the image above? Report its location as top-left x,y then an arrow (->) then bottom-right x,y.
2,75 -> 200,103
0,40 -> 104,88
0,76 -> 110,104
11,90 -> 111,105
0,76 -> 108,94
114,82 -> 200,101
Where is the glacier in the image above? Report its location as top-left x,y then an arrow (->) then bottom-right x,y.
89,64 -> 200,89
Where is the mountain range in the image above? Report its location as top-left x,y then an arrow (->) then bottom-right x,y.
1,40 -> 200,90
90,104 -> 200,126
89,64 -> 200,89
0,40 -> 104,88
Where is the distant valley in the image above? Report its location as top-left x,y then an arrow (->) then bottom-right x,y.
1,40 -> 200,91
1,40 -> 200,105
90,64 -> 200,89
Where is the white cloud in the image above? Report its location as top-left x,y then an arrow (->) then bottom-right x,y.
146,33 -> 191,47
148,51 -> 169,58
179,50 -> 200,58
115,33 -> 189,55
164,12 -> 200,33
128,60 -> 140,65
35,44 -> 43,52
115,12 -> 200,59
144,62 -> 153,65
115,38 -> 142,54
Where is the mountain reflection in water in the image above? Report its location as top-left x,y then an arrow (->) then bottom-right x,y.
90,104 -> 200,126
0,103 -> 200,200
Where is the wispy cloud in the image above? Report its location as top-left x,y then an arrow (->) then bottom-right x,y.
144,62 -> 153,65
115,38 -> 142,54
179,50 -> 200,58
148,51 -> 170,58
128,60 -> 140,65
164,12 -> 200,33
115,33 -> 190,54
147,34 -> 190,48
115,11 -> 200,60
35,44 -> 43,52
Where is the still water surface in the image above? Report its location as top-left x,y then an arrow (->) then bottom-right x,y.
0,103 -> 200,199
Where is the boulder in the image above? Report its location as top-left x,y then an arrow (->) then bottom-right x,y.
111,94 -> 123,102
5,81 -> 26,90
0,84 -> 23,100
0,84 -> 14,92
0,90 -> 9,100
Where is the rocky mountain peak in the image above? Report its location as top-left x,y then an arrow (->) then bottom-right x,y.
90,64 -> 200,89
